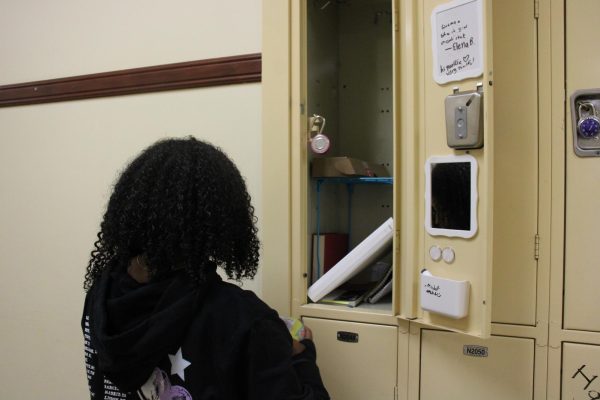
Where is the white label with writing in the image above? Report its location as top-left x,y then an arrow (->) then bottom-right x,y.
431,0 -> 484,84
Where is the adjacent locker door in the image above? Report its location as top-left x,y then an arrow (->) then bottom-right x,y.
563,0 -> 600,332
489,0 -> 539,326
562,343 -> 600,398
303,317 -> 399,400
420,330 -> 535,400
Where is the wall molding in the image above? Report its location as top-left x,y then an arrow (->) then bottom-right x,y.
0,53 -> 261,107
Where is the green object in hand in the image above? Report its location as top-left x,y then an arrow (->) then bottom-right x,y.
280,316 -> 306,341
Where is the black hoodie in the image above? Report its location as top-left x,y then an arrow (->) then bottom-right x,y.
82,265 -> 329,400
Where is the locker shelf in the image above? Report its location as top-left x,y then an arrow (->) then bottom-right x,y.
315,176 -> 393,186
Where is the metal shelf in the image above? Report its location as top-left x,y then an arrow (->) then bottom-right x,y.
315,176 -> 393,187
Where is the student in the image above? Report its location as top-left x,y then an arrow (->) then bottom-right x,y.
82,137 -> 329,400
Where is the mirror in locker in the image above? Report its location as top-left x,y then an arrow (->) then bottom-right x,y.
304,0 -> 396,314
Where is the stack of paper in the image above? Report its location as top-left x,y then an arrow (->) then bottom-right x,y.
318,261 -> 393,308
307,217 -> 394,302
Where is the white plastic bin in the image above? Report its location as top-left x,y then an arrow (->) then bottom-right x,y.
420,271 -> 470,319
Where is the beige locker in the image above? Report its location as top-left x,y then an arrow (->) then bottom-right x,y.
266,0 -> 542,338
490,0 -> 539,326
416,0 -> 539,336
263,0 -> 557,398
419,0 -> 540,330
303,317 -> 399,400
563,0 -> 600,332
562,343 -> 600,399
293,0 -> 398,322
414,0 -> 496,337
419,330 -> 535,400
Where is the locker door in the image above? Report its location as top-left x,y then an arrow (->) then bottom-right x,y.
563,0 -> 600,332
303,317 -> 399,400
414,0 -> 496,338
562,343 -> 600,398
411,0 -> 539,337
489,0 -> 539,326
420,330 -> 535,400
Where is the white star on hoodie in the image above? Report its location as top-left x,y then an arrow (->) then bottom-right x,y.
168,347 -> 191,381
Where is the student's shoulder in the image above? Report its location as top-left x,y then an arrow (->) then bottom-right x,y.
204,280 -> 279,323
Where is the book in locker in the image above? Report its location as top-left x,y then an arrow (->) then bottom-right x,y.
311,233 -> 348,284
318,285 -> 371,308
307,217 -> 394,302
365,264 -> 393,304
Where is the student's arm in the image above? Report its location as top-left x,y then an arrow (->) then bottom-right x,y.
246,317 -> 329,400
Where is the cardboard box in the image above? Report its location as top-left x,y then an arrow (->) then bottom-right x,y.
311,156 -> 390,178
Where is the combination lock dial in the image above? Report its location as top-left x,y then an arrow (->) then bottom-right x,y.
577,103 -> 600,138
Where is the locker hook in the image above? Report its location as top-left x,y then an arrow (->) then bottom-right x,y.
310,114 -> 326,136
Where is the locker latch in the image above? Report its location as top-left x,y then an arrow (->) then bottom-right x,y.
336,331 -> 359,343
444,83 -> 484,149
570,89 -> 600,157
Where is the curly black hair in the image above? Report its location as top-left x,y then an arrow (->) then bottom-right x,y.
84,136 -> 260,291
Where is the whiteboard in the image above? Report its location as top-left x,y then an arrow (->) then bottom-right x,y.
431,0 -> 484,84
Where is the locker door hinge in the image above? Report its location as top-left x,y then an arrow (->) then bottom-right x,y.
534,234 -> 540,260
534,0 -> 539,19
394,385 -> 398,400
394,10 -> 399,32
300,102 -> 305,115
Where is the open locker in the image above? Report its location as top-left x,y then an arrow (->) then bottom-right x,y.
300,0 -> 397,318
263,0 -> 569,398
295,0 -> 526,337
283,0 -> 540,345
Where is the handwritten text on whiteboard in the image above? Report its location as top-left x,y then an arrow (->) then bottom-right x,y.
431,0 -> 483,84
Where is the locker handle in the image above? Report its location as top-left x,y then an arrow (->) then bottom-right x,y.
337,331 -> 359,343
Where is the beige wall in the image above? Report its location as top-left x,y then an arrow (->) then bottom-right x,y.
0,1 -> 262,398
0,0 -> 261,84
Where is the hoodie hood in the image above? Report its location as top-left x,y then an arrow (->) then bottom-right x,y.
87,264 -> 218,392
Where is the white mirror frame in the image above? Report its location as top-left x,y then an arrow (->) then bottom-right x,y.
425,154 -> 478,239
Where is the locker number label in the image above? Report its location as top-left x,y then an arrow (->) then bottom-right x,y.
463,345 -> 488,357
